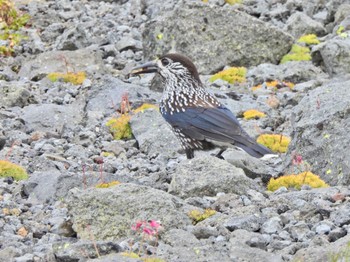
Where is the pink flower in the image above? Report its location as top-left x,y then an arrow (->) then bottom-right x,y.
143,227 -> 154,236
131,221 -> 144,231
292,154 -> 303,165
149,220 -> 161,229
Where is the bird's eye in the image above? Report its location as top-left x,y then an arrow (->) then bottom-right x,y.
161,58 -> 170,66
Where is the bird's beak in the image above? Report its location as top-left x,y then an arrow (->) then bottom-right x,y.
130,61 -> 159,76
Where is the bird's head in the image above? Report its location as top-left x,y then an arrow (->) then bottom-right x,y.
130,53 -> 201,84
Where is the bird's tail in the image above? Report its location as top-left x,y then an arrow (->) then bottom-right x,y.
235,141 -> 273,158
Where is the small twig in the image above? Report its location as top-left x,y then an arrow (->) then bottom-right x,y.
87,225 -> 100,258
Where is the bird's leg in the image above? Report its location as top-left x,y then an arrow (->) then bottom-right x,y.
185,149 -> 194,159
214,148 -> 225,159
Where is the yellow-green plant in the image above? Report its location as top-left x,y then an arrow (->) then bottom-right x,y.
106,114 -> 132,140
251,80 -> 295,91
336,25 -> 348,38
188,209 -> 216,224
210,67 -> 247,84
106,104 -> 158,140
95,180 -> 121,188
267,171 -> 329,191
47,71 -> 86,85
257,134 -> 290,153
329,241 -> 350,262
0,160 -> 28,180
243,109 -> 266,120
297,34 -> 320,45
280,44 -> 311,64
0,0 -> 30,56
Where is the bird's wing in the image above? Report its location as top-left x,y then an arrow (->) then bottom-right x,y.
162,105 -> 255,146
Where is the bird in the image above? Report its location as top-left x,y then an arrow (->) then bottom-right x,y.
131,53 -> 272,159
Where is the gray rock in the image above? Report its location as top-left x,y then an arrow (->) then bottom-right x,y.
313,36 -> 350,76
328,227 -> 347,242
67,183 -> 193,240
222,148 -> 278,181
53,240 -> 122,261
18,49 -> 105,81
247,61 -> 328,86
287,79 -> 350,185
330,203 -> 350,227
224,214 -> 263,232
22,171 -> 82,204
116,36 -> 142,51
130,109 -> 182,160
312,221 -> 334,235
294,234 -> 350,262
14,253 -> 34,262
142,2 -> 293,74
286,222 -> 312,242
260,217 -> 283,234
22,103 -> 84,134
285,12 -> 326,38
0,82 -> 31,108
168,156 -> 258,198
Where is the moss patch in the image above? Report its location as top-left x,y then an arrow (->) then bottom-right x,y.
267,171 -> 329,191
0,160 -> 28,180
257,134 -> 290,153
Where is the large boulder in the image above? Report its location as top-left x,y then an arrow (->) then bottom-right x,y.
66,183 -> 193,240
129,109 -> 182,160
168,155 -> 259,198
142,2 -> 294,74
287,79 -> 350,185
18,49 -> 105,81
312,36 -> 350,76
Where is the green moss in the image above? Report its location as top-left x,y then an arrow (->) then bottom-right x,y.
0,160 -> 28,180
257,134 -> 290,153
336,25 -> 348,38
243,109 -> 266,120
188,209 -> 216,225
280,44 -> 311,64
106,115 -> 132,140
267,171 -> 329,192
0,0 -> 30,56
95,181 -> 121,188
47,72 -> 86,85
225,0 -> 242,4
329,241 -> 350,262
106,103 -> 158,140
210,67 -> 247,84
297,34 -> 320,45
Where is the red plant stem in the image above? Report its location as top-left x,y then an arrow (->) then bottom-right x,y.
82,164 -> 87,189
5,141 -> 17,161
99,163 -> 104,183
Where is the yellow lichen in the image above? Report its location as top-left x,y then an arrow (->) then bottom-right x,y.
336,26 -> 348,38
297,34 -> 320,45
280,44 -> 311,64
225,0 -> 242,4
243,109 -> 266,120
210,67 -> 247,84
251,80 -> 295,91
47,71 -> 86,85
256,134 -> 290,153
133,103 -> 159,114
0,0 -> 30,56
188,209 -> 216,225
106,114 -> 132,140
267,171 -> 329,191
95,180 -> 121,188
120,252 -> 140,259
0,160 -> 28,180
106,103 -> 158,140
101,152 -> 115,157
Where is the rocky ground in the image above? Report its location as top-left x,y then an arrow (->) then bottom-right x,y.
1,0 -> 350,261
